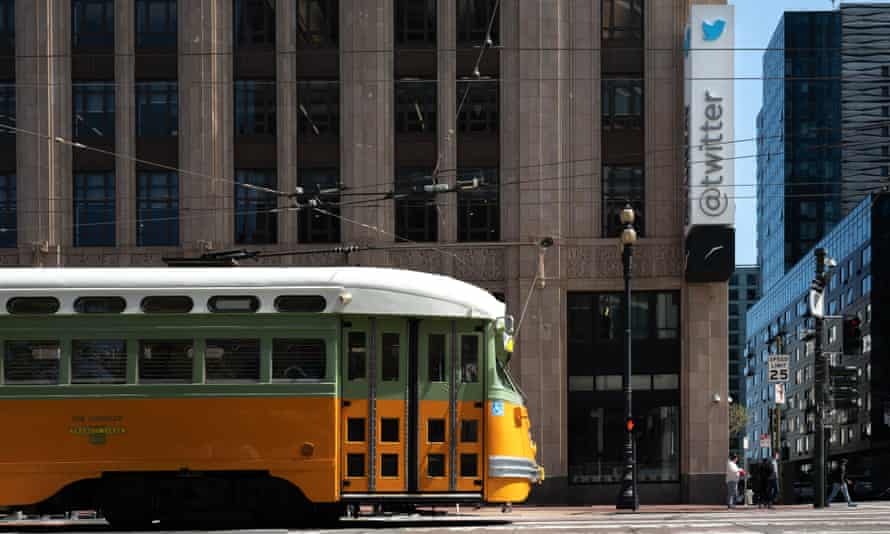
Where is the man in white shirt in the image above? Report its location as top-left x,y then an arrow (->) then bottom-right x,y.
726,454 -> 742,509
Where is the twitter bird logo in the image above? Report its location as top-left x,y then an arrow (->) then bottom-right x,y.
702,19 -> 726,41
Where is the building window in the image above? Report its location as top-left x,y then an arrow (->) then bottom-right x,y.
457,0 -> 499,46
0,173 -> 14,247
72,83 -> 115,138
72,0 -> 114,49
395,168 -> 437,242
602,79 -> 643,130
234,0 -> 276,48
457,80 -> 498,134
297,167 -> 340,243
747,273 -> 758,287
0,0 -> 13,49
234,80 -> 276,135
135,0 -> 177,49
0,83 -> 13,137
137,171 -> 179,246
74,172 -> 115,247
297,0 -> 338,48
457,168 -> 499,242
136,82 -> 178,137
747,288 -> 758,301
297,81 -> 339,138
603,0 -> 643,41
602,166 -> 644,238
235,169 -> 278,244
395,0 -> 436,47
396,81 -> 437,134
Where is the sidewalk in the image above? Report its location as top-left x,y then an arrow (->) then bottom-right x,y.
449,503 -> 812,520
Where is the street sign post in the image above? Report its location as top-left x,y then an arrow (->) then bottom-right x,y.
759,433 -> 770,449
768,355 -> 790,383
774,383 -> 786,404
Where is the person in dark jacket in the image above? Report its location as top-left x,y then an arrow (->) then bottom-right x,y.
827,458 -> 857,507
758,458 -> 772,508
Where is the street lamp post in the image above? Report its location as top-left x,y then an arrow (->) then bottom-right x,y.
616,204 -> 639,511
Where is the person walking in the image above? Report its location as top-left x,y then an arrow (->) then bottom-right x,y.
767,451 -> 780,508
757,458 -> 772,508
726,454 -> 741,509
827,458 -> 857,507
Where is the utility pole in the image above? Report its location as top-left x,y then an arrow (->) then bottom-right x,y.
813,248 -> 827,509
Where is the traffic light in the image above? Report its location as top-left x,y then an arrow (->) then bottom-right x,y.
829,366 -> 861,410
843,316 -> 862,355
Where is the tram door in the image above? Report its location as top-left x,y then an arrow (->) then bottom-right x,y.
340,318 -> 409,494
416,320 -> 485,493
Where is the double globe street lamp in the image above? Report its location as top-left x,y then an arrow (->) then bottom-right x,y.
616,204 -> 639,511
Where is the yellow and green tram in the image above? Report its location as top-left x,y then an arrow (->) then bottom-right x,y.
0,267 -> 540,526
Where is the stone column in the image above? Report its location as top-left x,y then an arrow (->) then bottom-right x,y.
16,0 -> 69,266
437,0 -> 457,248
682,282 -> 730,503
277,0 -> 298,247
502,0 -> 570,485
340,0 -> 394,245
115,0 -> 135,253
179,0 -> 232,251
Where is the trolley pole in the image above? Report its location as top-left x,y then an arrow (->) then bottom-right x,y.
814,248 -> 827,509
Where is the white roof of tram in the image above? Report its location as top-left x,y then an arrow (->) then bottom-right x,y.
0,267 -> 506,319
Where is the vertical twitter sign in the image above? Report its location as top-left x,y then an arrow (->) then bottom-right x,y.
685,5 -> 734,228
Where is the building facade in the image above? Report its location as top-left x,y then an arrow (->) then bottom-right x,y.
729,265 -> 758,455
756,5 -> 890,294
745,193 -> 890,501
0,0 -> 730,504
756,11 -> 842,293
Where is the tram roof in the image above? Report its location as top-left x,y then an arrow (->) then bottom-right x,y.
0,267 -> 506,320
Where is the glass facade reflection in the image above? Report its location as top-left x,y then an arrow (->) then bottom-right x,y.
757,12 -> 842,292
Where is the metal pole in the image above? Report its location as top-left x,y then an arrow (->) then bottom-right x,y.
617,243 -> 639,510
814,248 -> 827,509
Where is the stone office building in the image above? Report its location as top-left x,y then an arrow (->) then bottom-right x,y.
0,0 -> 730,504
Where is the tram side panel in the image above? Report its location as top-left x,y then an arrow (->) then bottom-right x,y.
0,396 -> 341,508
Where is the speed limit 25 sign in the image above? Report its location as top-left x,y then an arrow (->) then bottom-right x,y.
768,355 -> 790,383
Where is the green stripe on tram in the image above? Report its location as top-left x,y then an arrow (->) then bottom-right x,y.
0,383 -> 338,400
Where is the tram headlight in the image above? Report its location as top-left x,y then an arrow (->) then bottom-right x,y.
503,333 -> 514,353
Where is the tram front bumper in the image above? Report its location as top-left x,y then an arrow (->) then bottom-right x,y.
488,456 -> 544,484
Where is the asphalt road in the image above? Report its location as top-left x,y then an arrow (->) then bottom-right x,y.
4,502 -> 890,533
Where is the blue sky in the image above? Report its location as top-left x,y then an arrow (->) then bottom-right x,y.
730,0 -> 886,265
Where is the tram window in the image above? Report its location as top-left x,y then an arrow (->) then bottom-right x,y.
71,340 -> 126,383
347,418 -> 365,442
139,340 -> 194,383
3,341 -> 60,384
460,335 -> 479,383
381,454 -> 399,477
272,338 -> 326,380
381,332 -> 400,381
427,454 -> 445,477
208,296 -> 260,313
381,418 -> 399,442
6,297 -> 59,315
347,453 -> 365,477
141,296 -> 193,313
496,358 -> 516,392
74,296 -> 126,314
460,419 -> 478,443
205,339 -> 260,382
274,295 -> 327,313
347,332 -> 366,380
460,453 -> 478,477
428,333 -> 446,382
428,419 -> 445,443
